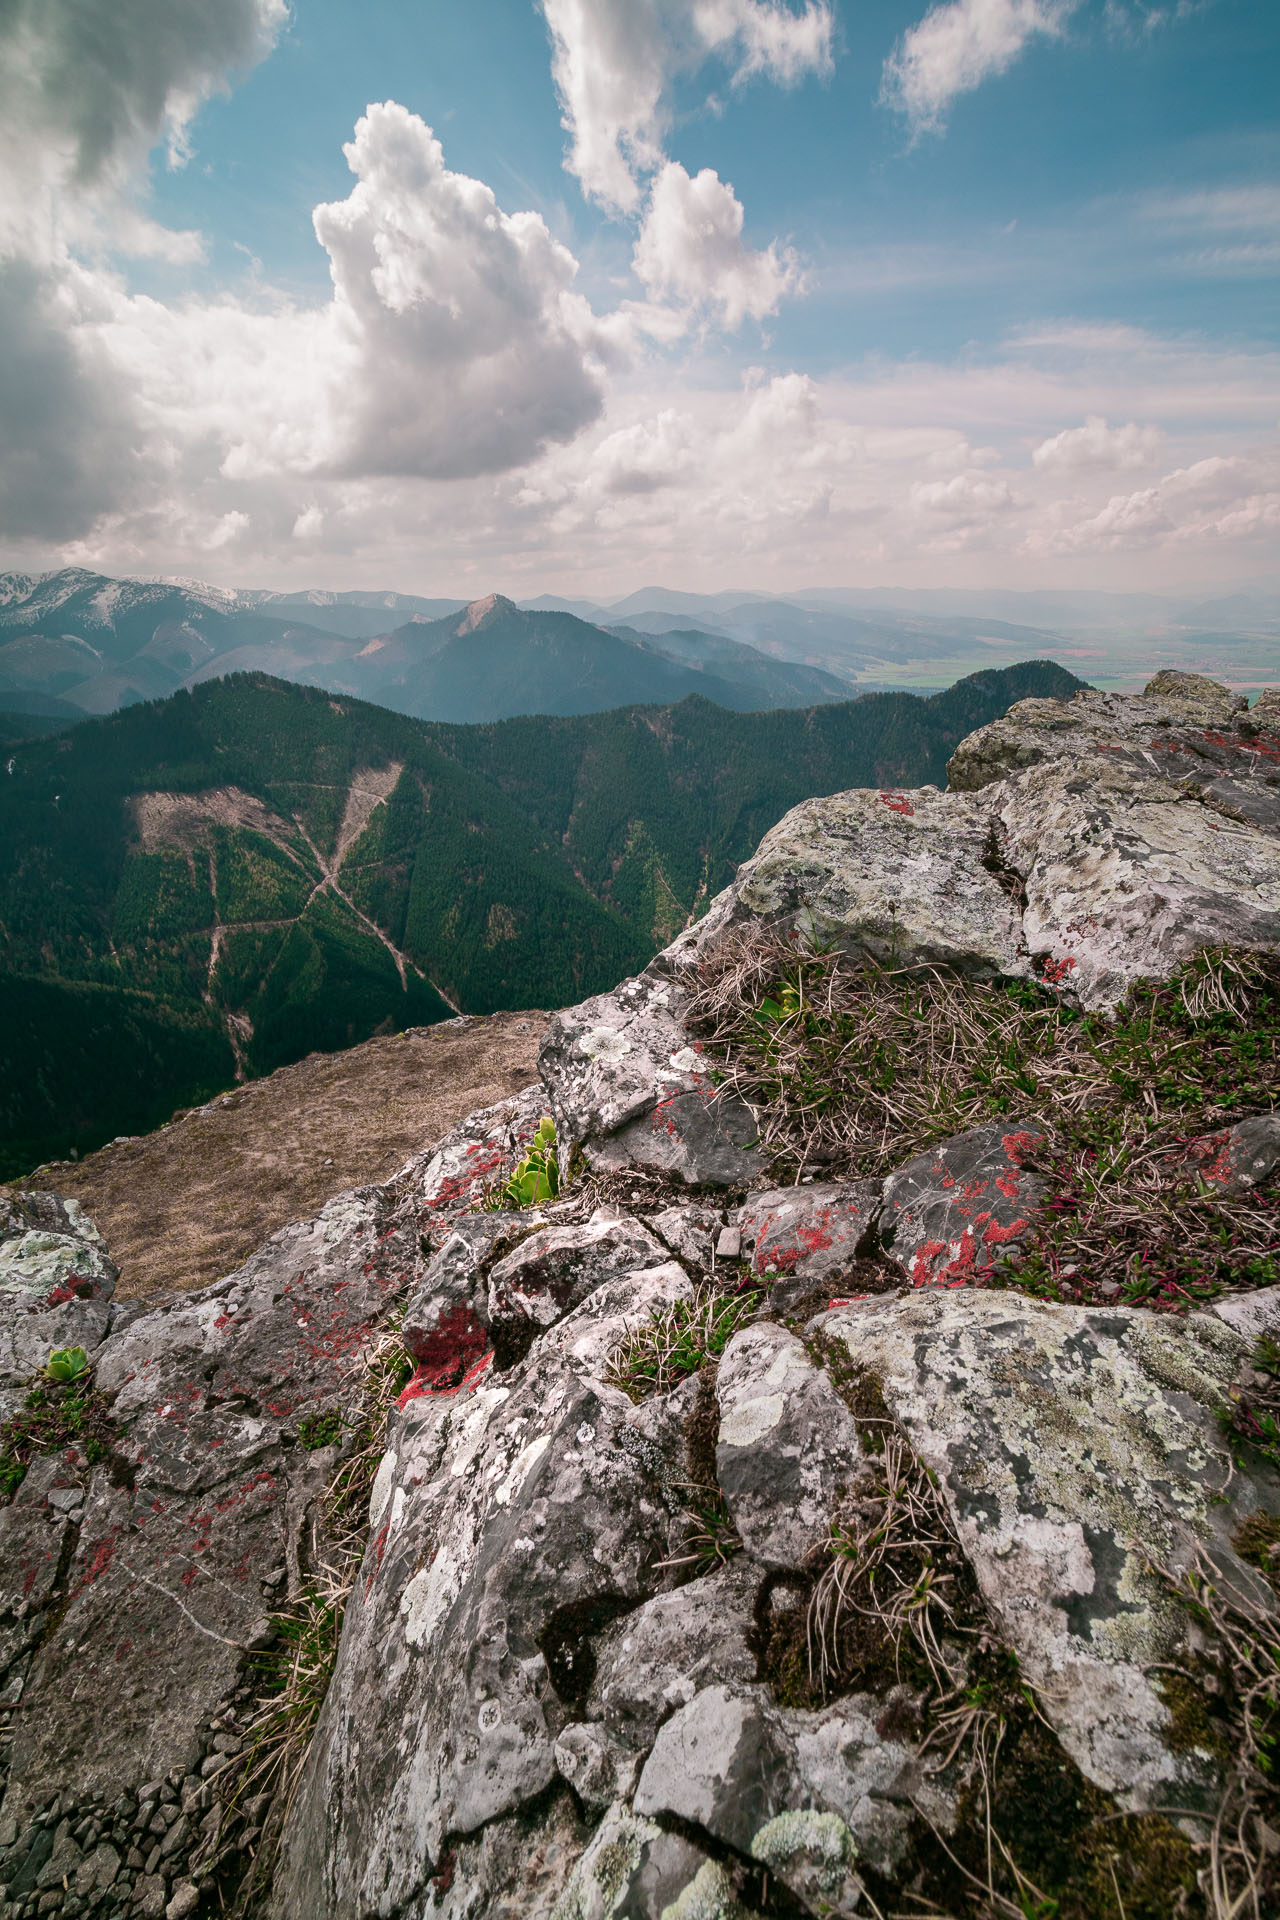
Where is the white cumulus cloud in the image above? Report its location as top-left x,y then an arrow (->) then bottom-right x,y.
9,103 -> 617,542
0,0 -> 287,255
882,0 -> 1079,136
1031,414 -> 1163,470
539,0 -> 833,211
632,162 -> 799,327
1028,450 -> 1280,554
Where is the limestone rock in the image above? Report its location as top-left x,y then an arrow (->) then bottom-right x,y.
738,1181 -> 881,1292
715,1323 -> 863,1569
633,1682 -> 925,1914
647,672 -> 1280,1014
271,1262 -> 694,1920
3,1184 -> 419,1828
583,1087 -> 766,1187
539,975 -> 705,1149
665,784 -> 1027,982
486,1210 -> 669,1356
552,1722 -> 642,1810
947,673 -> 1262,798
879,1120 -> 1047,1287
1181,1111 -> 1280,1197
549,1802 -> 722,1920
0,1191 -> 118,1416
586,1561 -> 759,1753
821,1287 -> 1280,1811
996,755 -> 1280,1007
402,1085 -> 547,1233
1213,1282 -> 1280,1345
645,1202 -> 723,1267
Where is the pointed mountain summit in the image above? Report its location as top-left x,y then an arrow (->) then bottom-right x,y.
455,592 -> 519,635
344,595 -> 852,723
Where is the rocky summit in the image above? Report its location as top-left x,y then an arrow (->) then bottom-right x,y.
2,671 -> 1279,1920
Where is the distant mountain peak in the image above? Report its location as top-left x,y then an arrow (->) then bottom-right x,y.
456,593 -> 517,636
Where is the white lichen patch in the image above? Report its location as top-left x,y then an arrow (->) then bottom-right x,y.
751,1807 -> 860,1887
659,1861 -> 752,1920
717,1392 -> 785,1448
579,1027 -> 633,1067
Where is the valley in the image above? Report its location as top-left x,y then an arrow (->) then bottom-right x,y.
0,657 -> 1082,1176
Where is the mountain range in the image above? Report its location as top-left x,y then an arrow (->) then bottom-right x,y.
3,569 -> 1274,731
0,572 -> 856,725
0,657 -> 1082,1177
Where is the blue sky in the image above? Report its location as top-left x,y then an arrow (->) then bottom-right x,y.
145,0 -> 1280,354
1,0 -> 1277,595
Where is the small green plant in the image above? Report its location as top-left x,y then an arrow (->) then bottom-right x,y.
605,1286 -> 760,1400
0,1370 -> 115,1501
297,1408 -> 344,1451
662,1484 -> 743,1575
47,1345 -> 89,1381
494,1114 -> 560,1208
1219,1336 -> 1280,1472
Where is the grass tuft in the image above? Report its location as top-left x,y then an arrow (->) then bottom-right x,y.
604,1285 -> 761,1401
688,935 -> 1280,1311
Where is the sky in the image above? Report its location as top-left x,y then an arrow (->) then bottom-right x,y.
0,0 -> 1277,599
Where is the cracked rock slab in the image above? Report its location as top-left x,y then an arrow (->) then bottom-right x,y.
664,784 -> 1027,982
997,756 -> 1280,1008
738,1181 -> 881,1291
879,1120 -> 1047,1287
584,1087 -> 766,1187
634,1683 -> 925,1915
272,1262 -> 695,1920
586,1560 -> 759,1754
4,1185 -> 418,1826
538,975 -> 709,1151
715,1323 -> 863,1569
821,1287 -> 1280,1812
487,1210 -> 669,1354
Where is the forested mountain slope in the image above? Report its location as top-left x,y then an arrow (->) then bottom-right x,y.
0,658 -> 1082,1174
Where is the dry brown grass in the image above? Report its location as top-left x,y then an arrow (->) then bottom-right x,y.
198,1324 -> 414,1914
5,1010 -> 546,1299
686,933 -> 1280,1311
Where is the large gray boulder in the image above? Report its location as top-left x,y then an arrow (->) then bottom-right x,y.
820,1287 -> 1280,1811
655,671 -> 1280,1011
664,784 -> 1027,982
271,1260 -> 697,1920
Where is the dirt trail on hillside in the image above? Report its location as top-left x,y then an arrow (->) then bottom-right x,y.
6,1011 -> 548,1300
